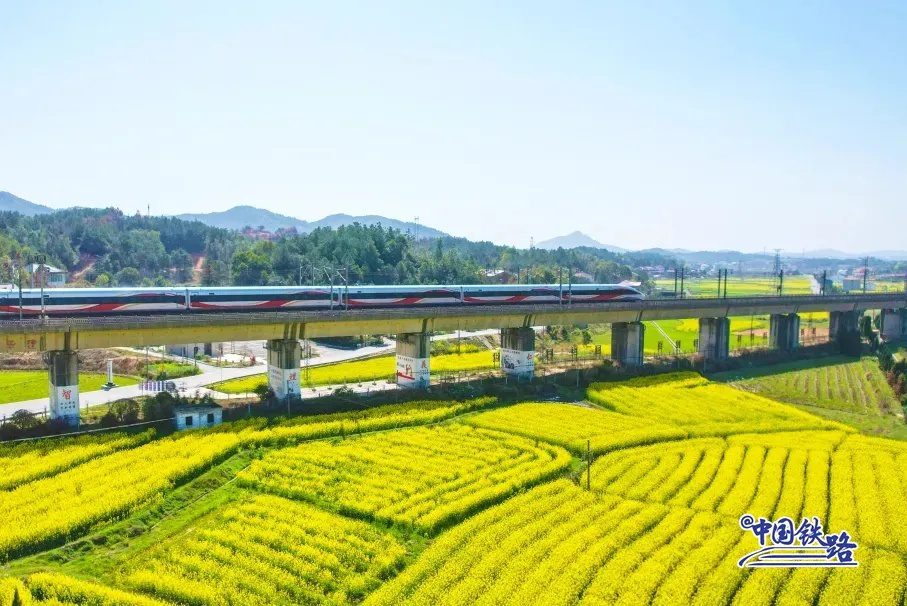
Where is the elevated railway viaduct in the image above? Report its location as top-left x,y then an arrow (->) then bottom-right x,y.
1,293 -> 904,423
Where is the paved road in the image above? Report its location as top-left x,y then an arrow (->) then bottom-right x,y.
0,329 -> 500,418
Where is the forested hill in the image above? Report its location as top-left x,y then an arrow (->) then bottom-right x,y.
0,208 -> 666,290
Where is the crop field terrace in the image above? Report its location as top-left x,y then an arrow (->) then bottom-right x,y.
653,275 -> 814,297
586,312 -> 829,356
713,356 -> 907,440
1,372 -> 906,604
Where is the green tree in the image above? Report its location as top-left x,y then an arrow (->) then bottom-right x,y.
115,267 -> 141,286
170,248 -> 194,283
232,248 -> 272,286
202,259 -> 229,286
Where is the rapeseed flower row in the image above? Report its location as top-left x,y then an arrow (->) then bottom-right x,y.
126,494 -> 406,605
587,372 -> 841,435
367,478 -> 907,605
14,572 -> 164,605
0,430 -> 154,490
590,431 -> 844,521
0,432 -> 241,561
464,402 -> 686,454
364,480 -> 739,606
0,398 -> 494,560
238,423 -> 571,532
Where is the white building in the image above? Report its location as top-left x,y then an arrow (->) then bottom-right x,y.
27,263 -> 68,288
173,404 -> 223,431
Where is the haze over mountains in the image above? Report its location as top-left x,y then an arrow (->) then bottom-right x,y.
175,205 -> 446,238
1,191 -> 905,260
0,191 -> 53,216
0,191 -> 445,238
535,231 -> 627,253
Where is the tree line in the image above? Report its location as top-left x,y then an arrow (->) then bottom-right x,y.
0,209 -> 665,290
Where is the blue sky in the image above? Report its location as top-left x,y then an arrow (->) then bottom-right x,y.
1,2 -> 904,252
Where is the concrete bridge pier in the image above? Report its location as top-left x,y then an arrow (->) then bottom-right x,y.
881,309 -> 906,341
396,332 -> 430,388
266,339 -> 301,400
698,317 -> 730,361
611,322 -> 645,367
45,350 -> 80,425
828,310 -> 859,342
770,313 -> 800,352
500,327 -> 535,379
166,343 -> 219,359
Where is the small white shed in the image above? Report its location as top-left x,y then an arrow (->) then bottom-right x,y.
173,404 -> 223,431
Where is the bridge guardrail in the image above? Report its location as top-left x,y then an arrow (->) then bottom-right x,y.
0,293 -> 904,334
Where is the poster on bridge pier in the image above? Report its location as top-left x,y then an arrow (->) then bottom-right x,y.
268,366 -> 301,400
396,355 -> 430,388
49,383 -> 79,423
501,348 -> 535,377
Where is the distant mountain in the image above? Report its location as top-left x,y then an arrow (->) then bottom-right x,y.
311,213 -> 446,238
866,250 -> 907,261
536,231 -> 626,252
176,205 -> 307,231
0,192 -> 53,216
795,249 -> 907,261
175,206 -> 447,238
637,248 -> 774,264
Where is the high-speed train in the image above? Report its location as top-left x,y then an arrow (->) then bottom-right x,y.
0,283 -> 644,316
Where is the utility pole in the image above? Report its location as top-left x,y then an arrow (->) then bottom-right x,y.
778,269 -> 784,296
679,266 -> 685,298
567,267 -> 572,306
14,257 -> 23,320
863,257 -> 869,294
673,266 -> 678,296
558,268 -> 563,304
343,265 -> 350,310
34,254 -> 47,318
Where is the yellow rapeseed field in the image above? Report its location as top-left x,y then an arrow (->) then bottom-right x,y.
238,423 -> 571,531
127,494 -> 406,605
4,372 -> 907,604
0,432 -> 242,561
366,478 -> 905,606
588,372 -> 843,435
464,402 -> 687,454
0,430 -> 154,490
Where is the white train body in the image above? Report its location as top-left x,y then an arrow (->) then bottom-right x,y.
0,283 -> 644,316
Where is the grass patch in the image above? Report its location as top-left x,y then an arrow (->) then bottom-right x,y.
141,362 -> 199,380
0,371 -> 140,405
